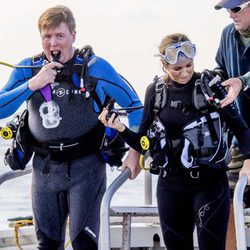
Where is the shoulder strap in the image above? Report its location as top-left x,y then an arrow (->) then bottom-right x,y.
204,113 -> 219,145
77,46 -> 95,98
31,47 -> 106,112
32,53 -> 44,64
31,53 -> 44,75
153,76 -> 168,115
77,46 -> 108,112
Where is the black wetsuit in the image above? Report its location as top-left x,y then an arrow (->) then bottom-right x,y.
120,72 -> 250,250
0,52 -> 143,250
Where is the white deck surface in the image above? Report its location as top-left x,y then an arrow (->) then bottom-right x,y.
1,206 -> 250,249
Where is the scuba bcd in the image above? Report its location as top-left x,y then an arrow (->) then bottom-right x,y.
181,111 -> 230,170
0,116 -> 20,140
3,110 -> 34,171
2,46 -> 97,171
140,70 -> 235,175
142,118 -> 168,175
1,45 -> 142,171
139,77 -> 169,175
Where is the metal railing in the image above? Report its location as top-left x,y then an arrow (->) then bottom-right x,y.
233,174 -> 248,250
0,165 -> 32,185
1,165 -> 155,249
99,167 -> 131,250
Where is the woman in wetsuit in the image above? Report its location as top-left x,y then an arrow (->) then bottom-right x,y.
99,33 -> 250,250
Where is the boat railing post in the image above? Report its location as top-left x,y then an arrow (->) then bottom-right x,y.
233,174 -> 248,250
0,165 -> 32,186
144,170 -> 152,205
99,167 -> 131,250
122,213 -> 132,250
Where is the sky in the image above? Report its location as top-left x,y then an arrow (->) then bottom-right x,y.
0,0 -> 230,99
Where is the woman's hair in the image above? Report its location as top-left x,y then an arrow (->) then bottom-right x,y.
38,5 -> 76,33
159,33 -> 190,56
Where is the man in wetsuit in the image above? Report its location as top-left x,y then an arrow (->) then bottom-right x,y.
214,1 -> 250,248
0,5 -> 142,249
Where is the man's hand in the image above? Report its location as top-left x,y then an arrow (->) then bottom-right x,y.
220,78 -> 242,108
28,62 -> 63,91
240,159 -> 250,185
121,148 -> 141,180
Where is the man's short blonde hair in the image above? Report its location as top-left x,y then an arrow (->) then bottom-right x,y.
38,5 -> 76,33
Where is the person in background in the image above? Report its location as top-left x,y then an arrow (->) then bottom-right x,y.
214,1 -> 250,248
0,5 -> 142,250
99,33 -> 250,250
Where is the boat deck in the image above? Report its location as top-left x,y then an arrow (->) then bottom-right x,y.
1,168 -> 250,249
0,205 -> 195,250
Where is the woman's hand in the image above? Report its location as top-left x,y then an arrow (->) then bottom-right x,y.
239,159 -> 250,184
98,108 -> 125,132
121,148 -> 141,179
220,78 -> 242,108
99,109 -> 141,179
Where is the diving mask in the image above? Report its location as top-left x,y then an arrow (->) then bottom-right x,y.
155,41 -> 196,65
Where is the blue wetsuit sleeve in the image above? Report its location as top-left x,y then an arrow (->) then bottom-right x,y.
214,28 -> 229,80
0,58 -> 34,118
89,56 -> 143,130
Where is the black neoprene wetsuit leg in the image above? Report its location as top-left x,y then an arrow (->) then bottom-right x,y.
71,230 -> 97,250
32,152 -> 106,250
36,229 -> 62,250
156,167 -> 230,250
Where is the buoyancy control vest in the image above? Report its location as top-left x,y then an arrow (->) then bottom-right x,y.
181,111 -> 230,169
142,77 -> 169,174
4,109 -> 34,170
144,72 -> 231,174
4,46 -> 128,171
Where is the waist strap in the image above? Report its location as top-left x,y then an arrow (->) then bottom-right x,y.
49,145 -> 99,161
48,142 -> 80,151
192,147 -> 215,158
168,138 -> 183,149
32,122 -> 105,161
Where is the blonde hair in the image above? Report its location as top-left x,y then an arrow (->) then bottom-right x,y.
38,5 -> 76,33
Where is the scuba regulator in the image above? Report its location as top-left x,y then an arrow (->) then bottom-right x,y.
103,98 -> 144,168
105,98 -> 143,119
0,115 -> 20,140
194,69 -> 239,117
